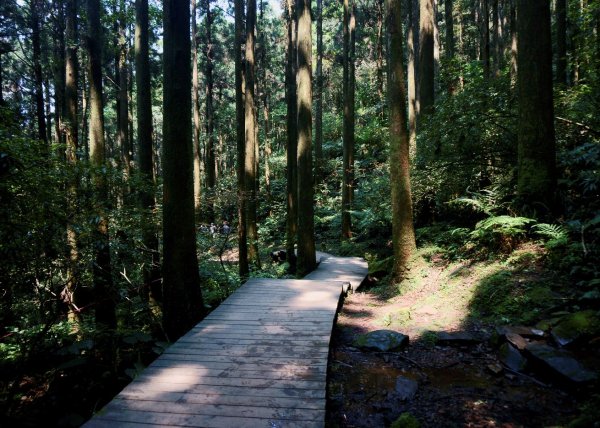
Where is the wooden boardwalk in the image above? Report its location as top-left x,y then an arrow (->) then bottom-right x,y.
84,253 -> 368,428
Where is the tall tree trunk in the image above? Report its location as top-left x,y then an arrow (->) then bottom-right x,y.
87,0 -> 116,329
516,0 -> 557,215
117,0 -> 130,187
418,0 -> 435,121
407,0 -> 418,154
192,0 -> 202,219
259,1 -> 272,209
235,0 -> 248,279
509,0 -> 517,82
315,0 -> 323,182
556,0 -> 568,85
31,0 -> 47,145
342,0 -> 355,240
205,0 -> 216,222
482,0 -> 490,79
491,0 -> 500,75
387,0 -> 416,281
285,0 -> 298,273
376,0 -> 385,105
162,0 -> 205,341
245,0 -> 260,269
64,0 -> 80,326
296,0 -> 316,276
135,0 -> 161,305
53,0 -> 65,145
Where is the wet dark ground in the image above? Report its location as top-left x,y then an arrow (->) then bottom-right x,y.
326,325 -> 582,428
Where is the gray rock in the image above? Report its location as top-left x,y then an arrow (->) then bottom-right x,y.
525,342 -> 598,384
506,332 -> 528,350
499,343 -> 527,372
395,376 -> 418,400
354,330 -> 409,352
496,325 -> 544,338
436,331 -> 480,345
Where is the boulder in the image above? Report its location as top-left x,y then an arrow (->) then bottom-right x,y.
505,332 -> 528,350
525,342 -> 597,385
551,310 -> 600,347
395,376 -> 418,401
354,330 -> 409,352
498,343 -> 527,372
436,331 -> 480,345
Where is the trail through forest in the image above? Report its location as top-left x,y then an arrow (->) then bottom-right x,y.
326,249 -> 593,427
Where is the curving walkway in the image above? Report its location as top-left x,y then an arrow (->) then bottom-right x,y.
84,253 -> 368,428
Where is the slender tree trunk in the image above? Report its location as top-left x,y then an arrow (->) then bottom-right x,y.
235,0 -> 249,279
491,0 -> 500,75
117,0 -> 130,187
482,0 -> 490,79
285,0 -> 298,273
64,0 -> 80,326
509,0 -> 517,83
259,1 -> 272,209
162,0 -> 205,341
87,0 -> 116,329
31,1 -> 47,145
245,0 -> 260,269
135,0 -> 161,305
296,0 -> 316,276
205,0 -> 216,222
407,0 -> 418,154
52,0 -> 65,145
342,0 -> 355,240
418,0 -> 435,120
516,0 -> 557,215
376,0 -> 385,105
192,0 -> 202,219
556,0 -> 568,85
315,0 -> 323,182
387,0 -> 416,281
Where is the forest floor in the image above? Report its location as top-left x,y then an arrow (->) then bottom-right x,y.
325,247 -> 594,427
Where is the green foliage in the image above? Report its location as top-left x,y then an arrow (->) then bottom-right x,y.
391,412 -> 420,428
470,215 -> 534,252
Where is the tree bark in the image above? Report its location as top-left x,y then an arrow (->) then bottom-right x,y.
376,0 -> 385,105
192,0 -> 202,219
135,0 -> 161,304
387,0 -> 416,280
245,0 -> 260,269
482,0 -> 490,79
342,0 -> 355,240
444,0 -> 454,60
116,0 -> 130,190
64,0 -> 79,326
235,0 -> 249,279
205,0 -> 216,222
491,0 -> 500,75
296,0 -> 316,276
285,0 -> 298,273
87,0 -> 116,329
418,0 -> 435,120
408,0 -> 418,154
162,0 -> 205,341
315,0 -> 323,182
556,0 -> 567,85
516,0 -> 557,215
509,0 -> 517,82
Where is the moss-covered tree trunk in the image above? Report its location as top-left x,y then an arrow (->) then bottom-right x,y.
387,0 -> 416,281
516,0 -> 557,216
87,0 -> 116,329
285,0 -> 298,273
162,0 -> 205,341
296,0 -> 316,276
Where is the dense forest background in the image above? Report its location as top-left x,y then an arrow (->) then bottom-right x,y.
0,0 -> 599,426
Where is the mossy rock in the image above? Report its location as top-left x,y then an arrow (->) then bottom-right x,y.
551,310 -> 600,347
353,329 -> 409,352
391,412 -> 420,428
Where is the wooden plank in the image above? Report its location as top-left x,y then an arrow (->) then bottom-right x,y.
83,253 -> 368,428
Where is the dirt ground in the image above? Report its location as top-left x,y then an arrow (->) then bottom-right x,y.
325,260 -> 584,427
